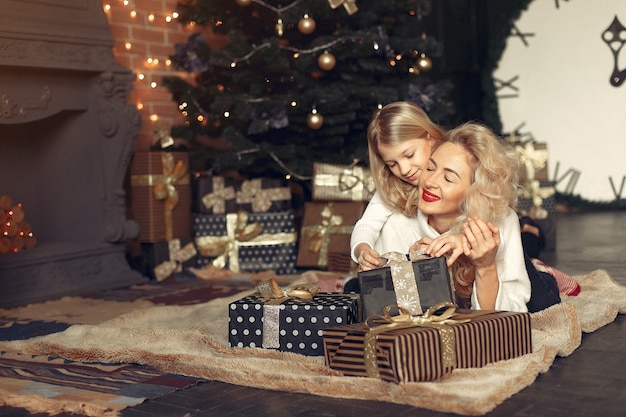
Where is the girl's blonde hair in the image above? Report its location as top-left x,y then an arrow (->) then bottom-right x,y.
434,122 -> 520,305
367,101 -> 445,216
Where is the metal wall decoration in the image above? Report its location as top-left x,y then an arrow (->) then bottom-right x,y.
602,16 -> 626,87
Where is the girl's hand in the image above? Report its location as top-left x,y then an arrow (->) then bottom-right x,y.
355,244 -> 381,271
462,217 -> 499,268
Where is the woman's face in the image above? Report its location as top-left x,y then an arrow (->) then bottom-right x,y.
419,141 -> 473,221
377,135 -> 434,186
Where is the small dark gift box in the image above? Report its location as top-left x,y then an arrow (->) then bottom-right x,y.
358,253 -> 455,317
191,173 -> 237,214
228,291 -> 361,356
140,238 -> 197,281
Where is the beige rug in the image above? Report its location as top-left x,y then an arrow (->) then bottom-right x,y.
1,269 -> 625,416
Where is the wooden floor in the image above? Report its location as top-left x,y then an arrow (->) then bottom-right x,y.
1,211 -> 625,417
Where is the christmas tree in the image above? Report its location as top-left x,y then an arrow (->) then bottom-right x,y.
163,0 -> 455,189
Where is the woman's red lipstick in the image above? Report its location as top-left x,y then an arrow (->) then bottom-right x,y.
422,189 -> 440,203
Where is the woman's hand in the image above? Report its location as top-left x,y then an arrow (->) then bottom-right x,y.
462,217 -> 499,267
354,243 -> 381,271
462,217 -> 500,310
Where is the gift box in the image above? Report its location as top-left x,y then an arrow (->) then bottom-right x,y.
228,291 -> 361,356
236,178 -> 292,213
191,173 -> 237,214
129,152 -> 191,242
297,201 -> 364,270
357,253 -> 455,317
515,141 -> 549,183
312,162 -> 375,202
193,210 -> 298,275
517,180 -> 556,218
140,238 -> 197,281
322,305 -> 532,383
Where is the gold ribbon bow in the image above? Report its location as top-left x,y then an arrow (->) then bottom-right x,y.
516,142 -> 548,182
328,0 -> 358,15
257,278 -> 321,305
153,239 -> 197,281
303,203 -> 354,267
236,178 -> 291,212
363,302 -> 468,379
314,164 -> 374,201
201,176 -> 235,214
519,179 -> 555,220
375,251 -> 434,315
131,153 -> 190,241
195,210 -> 297,273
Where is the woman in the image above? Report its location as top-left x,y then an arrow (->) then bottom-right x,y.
410,122 -> 560,312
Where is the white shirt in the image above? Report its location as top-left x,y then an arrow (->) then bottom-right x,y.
416,208 -> 531,312
350,192 -> 422,261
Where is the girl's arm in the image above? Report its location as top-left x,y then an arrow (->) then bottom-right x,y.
350,192 -> 393,269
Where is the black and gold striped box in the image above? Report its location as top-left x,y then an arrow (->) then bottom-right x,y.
322,310 -> 532,383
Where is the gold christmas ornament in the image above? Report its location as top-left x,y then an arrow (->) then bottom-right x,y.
417,54 -> 432,72
307,112 -> 324,129
298,14 -> 316,34
318,51 -> 336,71
235,0 -> 252,6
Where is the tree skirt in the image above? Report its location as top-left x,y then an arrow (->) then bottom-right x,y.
0,270 -> 625,417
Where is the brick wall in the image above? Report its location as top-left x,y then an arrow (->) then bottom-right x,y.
102,0 -> 198,150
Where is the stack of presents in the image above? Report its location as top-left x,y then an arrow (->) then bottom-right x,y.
127,150 -> 535,382
507,136 -> 558,252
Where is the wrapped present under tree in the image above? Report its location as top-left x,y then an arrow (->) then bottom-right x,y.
297,201 -> 364,270
312,162 -> 375,202
129,152 -> 191,242
193,210 -> 298,275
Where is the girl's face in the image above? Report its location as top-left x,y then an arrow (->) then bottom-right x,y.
377,135 -> 434,186
419,141 -> 473,224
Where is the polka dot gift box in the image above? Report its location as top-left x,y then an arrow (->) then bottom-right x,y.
228,292 -> 361,356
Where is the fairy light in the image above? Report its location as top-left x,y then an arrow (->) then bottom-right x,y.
150,81 -> 157,88
103,3 -> 111,12
137,73 -> 145,80
130,10 -> 137,18
148,13 -> 155,22
125,42 -> 132,50
223,111 -> 230,118
149,114 -> 158,122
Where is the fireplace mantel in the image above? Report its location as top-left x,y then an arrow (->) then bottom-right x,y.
0,0 -> 147,307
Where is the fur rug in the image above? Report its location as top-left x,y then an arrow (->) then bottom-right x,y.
1,269 -> 625,416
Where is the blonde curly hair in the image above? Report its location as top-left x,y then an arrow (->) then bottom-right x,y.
431,122 -> 520,306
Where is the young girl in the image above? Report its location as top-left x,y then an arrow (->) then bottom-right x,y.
350,101 -> 445,268
409,122 -> 561,312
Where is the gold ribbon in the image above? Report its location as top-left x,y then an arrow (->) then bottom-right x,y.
153,239 -> 197,281
328,0 -> 358,14
131,153 -> 190,241
519,179 -> 555,220
301,203 -> 354,267
236,178 -> 291,212
256,278 -> 321,305
516,142 -> 548,182
314,164 -> 375,201
201,176 -> 235,214
376,251 -> 427,315
363,302 -> 469,379
194,210 -> 297,273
